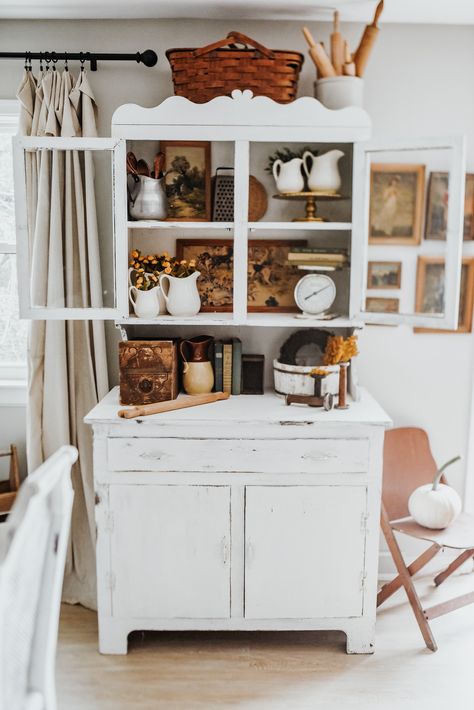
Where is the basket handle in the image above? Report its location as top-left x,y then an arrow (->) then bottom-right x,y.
194,31 -> 275,59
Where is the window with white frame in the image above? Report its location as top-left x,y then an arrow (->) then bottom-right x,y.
0,101 -> 27,381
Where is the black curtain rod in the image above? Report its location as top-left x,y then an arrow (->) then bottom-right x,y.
0,49 -> 158,71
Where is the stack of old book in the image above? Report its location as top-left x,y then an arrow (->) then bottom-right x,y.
213,338 -> 242,395
287,247 -> 349,271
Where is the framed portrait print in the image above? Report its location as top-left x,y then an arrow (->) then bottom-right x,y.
424,173 -> 474,241
176,239 -> 306,312
365,297 -> 400,314
425,172 -> 449,240
367,261 -> 402,289
160,141 -> 211,221
415,256 -> 474,333
369,164 -> 425,245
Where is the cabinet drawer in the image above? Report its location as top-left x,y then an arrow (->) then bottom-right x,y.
107,437 -> 369,473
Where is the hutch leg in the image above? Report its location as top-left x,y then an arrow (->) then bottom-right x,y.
344,620 -> 376,654
98,617 -> 130,655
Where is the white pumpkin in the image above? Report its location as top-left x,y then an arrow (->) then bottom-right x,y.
408,455 -> 462,530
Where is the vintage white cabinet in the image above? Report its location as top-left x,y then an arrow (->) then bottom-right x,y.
85,387 -> 391,655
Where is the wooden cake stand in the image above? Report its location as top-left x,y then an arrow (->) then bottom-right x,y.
273,191 -> 343,222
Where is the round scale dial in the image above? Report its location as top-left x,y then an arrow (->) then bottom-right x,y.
294,274 -> 336,316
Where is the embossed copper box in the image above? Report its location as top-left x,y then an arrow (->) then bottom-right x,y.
119,340 -> 178,406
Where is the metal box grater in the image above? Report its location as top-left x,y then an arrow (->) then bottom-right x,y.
212,167 -> 235,221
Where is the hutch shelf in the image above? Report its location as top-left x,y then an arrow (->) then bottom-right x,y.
13,89 -> 467,655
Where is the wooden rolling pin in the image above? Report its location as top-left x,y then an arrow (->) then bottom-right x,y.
330,11 -> 344,75
353,0 -> 384,77
118,391 -> 230,419
343,40 -> 356,76
302,27 -> 337,78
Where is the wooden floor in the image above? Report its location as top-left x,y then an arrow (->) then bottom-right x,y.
57,575 -> 474,710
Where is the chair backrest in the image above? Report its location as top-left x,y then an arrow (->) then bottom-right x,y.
0,445 -> 77,710
383,427 -> 438,521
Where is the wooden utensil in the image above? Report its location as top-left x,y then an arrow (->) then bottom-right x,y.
118,391 -> 230,419
302,27 -> 337,78
330,11 -> 344,75
343,40 -> 356,76
126,151 -> 138,175
153,151 -> 165,179
137,158 -> 150,177
354,0 -> 384,77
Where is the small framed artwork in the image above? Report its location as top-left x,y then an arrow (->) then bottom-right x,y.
425,172 -> 449,240
464,174 -> 474,240
160,141 -> 211,221
414,256 -> 474,333
176,239 -> 306,312
365,297 -> 399,314
369,164 -> 425,245
424,173 -> 474,241
367,261 -> 402,289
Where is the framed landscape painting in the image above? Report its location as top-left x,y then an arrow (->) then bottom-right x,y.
160,141 -> 211,221
367,261 -> 402,289
369,164 -> 425,245
365,297 -> 400,314
176,239 -> 306,312
415,256 -> 474,333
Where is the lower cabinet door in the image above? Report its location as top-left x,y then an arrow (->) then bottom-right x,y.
244,485 -> 367,619
109,485 -> 231,619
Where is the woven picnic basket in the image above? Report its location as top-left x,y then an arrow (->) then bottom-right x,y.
166,31 -> 304,104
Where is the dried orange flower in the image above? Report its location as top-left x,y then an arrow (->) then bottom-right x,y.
323,335 -> 359,365
309,368 -> 329,377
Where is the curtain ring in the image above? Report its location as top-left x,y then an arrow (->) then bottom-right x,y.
64,51 -> 68,72
39,51 -> 44,72
51,51 -> 58,71
79,51 -> 85,71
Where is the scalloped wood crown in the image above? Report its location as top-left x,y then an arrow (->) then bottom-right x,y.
112,89 -> 371,141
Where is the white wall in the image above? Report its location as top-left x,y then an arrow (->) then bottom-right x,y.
0,19 -> 473,511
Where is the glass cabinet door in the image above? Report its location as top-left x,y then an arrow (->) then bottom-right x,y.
352,136 -> 466,329
13,136 -> 127,320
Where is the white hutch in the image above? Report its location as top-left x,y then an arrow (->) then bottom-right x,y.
13,90 -> 466,654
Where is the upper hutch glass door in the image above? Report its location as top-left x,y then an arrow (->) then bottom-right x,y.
352,136 -> 466,329
13,136 -> 127,320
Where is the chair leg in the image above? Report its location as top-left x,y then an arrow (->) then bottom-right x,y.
380,506 -> 438,652
378,543 -> 439,607
434,549 -> 474,587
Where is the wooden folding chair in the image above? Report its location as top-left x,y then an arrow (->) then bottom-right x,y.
0,444 -> 21,516
378,427 -> 474,652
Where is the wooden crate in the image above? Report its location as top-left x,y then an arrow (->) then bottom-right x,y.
119,340 -> 178,406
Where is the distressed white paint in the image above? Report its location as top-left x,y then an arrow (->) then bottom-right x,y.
87,387 -> 390,655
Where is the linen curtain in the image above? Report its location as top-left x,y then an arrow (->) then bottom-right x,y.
16,67 -> 109,609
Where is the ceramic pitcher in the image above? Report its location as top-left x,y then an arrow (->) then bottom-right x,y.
129,268 -> 166,314
128,175 -> 168,221
272,157 -> 305,194
128,285 -> 161,319
180,335 -> 214,395
302,149 -> 344,193
159,271 -> 201,317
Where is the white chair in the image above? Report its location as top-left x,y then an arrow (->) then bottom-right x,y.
0,445 -> 77,710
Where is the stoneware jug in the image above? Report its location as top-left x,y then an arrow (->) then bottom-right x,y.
128,175 -> 168,221
302,149 -> 344,193
272,157 -> 305,194
180,335 -> 215,395
128,267 -> 166,314
128,285 -> 161,319
159,271 -> 201,317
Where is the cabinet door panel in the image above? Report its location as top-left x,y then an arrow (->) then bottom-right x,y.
245,485 -> 367,619
352,136 -> 466,328
109,485 -> 231,619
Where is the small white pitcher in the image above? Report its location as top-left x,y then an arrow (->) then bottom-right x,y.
128,286 -> 161,319
272,157 -> 305,194
129,268 -> 166,314
302,149 -> 344,193
159,271 -> 201,317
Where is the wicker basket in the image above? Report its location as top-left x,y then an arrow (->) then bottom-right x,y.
166,31 -> 304,104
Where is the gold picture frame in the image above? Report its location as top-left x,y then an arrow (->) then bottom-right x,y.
176,239 -> 306,312
160,140 -> 211,221
369,164 -> 425,245
367,261 -> 402,290
365,297 -> 400,314
424,173 -> 474,241
414,256 -> 474,333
